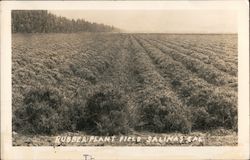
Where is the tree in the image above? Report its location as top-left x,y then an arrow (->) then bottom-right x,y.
12,10 -> 120,33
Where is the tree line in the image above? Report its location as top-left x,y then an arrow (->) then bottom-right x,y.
12,10 -> 120,33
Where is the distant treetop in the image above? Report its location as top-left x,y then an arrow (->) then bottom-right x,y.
12,10 -> 120,33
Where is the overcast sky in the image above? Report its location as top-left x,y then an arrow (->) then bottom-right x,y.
49,10 -> 237,33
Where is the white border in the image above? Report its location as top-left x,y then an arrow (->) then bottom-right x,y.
1,1 -> 249,159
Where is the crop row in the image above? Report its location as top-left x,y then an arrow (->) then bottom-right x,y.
159,35 -> 238,61
148,36 -> 237,76
158,34 -> 237,54
175,39 -> 238,63
128,36 -> 192,133
140,36 -> 237,88
134,36 -> 237,130
12,34 -> 128,134
12,33 -> 238,135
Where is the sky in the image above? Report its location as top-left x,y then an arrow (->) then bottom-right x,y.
49,10 -> 237,33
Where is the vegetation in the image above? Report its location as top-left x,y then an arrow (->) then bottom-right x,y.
13,86 -> 66,134
12,32 -> 237,136
135,35 -> 237,130
12,10 -> 120,33
83,85 -> 130,135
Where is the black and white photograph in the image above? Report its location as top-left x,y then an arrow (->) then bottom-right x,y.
1,0 -> 249,159
11,9 -> 239,146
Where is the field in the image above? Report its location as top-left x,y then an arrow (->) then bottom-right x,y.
12,33 -> 238,146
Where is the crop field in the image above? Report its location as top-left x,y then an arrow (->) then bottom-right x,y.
12,33 -> 238,146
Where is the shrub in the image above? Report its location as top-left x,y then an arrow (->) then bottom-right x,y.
191,107 -> 210,130
206,89 -> 237,129
81,84 -> 130,135
15,86 -> 66,134
137,91 -> 192,133
189,88 -> 237,130
66,98 -> 86,131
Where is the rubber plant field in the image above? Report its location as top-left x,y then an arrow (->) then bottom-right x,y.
12,33 -> 238,146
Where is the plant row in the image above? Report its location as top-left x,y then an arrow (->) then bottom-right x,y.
135,36 -> 237,130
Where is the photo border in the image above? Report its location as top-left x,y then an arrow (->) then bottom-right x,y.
1,1 -> 249,159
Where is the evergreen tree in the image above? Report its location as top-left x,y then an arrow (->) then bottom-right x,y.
12,10 -> 120,33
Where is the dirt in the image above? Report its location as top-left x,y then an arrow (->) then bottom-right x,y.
13,129 -> 237,146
